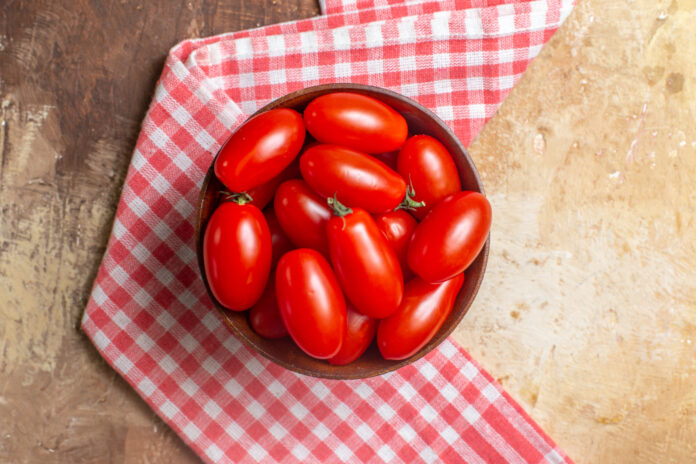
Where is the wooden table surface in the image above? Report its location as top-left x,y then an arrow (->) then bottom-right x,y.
1,0 -> 694,462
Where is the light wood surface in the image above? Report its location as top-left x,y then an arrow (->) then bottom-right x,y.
1,0 -> 694,462
455,1 -> 696,461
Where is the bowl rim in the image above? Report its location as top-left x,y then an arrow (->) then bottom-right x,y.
195,83 -> 489,379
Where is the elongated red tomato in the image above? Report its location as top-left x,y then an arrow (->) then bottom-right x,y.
215,109 -> 305,192
274,179 -> 332,256
397,135 -> 461,219
408,191 -> 491,283
263,209 -> 294,268
326,203 -> 403,318
247,160 -> 301,210
377,274 -> 464,360
249,275 -> 288,339
304,92 -> 408,153
300,145 -> 406,213
373,210 -> 417,281
247,177 -> 280,210
276,249 -> 346,359
203,201 -> 271,311
329,304 -> 377,366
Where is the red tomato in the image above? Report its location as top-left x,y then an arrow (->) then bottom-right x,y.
329,304 -> 377,366
247,174 -> 283,210
304,92 -> 408,153
373,210 -> 417,281
215,109 -> 305,192
247,160 -> 301,210
276,249 -> 346,359
408,191 -> 491,283
300,144 -> 406,213
372,149 -> 399,170
377,273 -> 464,360
203,201 -> 271,311
273,179 -> 332,256
263,209 -> 294,268
397,135 -> 461,219
249,275 -> 287,339
326,203 -> 403,318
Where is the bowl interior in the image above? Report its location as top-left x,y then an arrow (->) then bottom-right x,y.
195,83 -> 489,379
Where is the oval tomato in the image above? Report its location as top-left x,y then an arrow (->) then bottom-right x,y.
274,179 -> 332,256
326,203 -> 403,318
408,191 -> 491,283
397,135 -> 461,219
249,274 -> 288,339
215,108 -> 305,192
247,160 -> 301,210
264,209 -> 294,268
300,144 -> 406,213
377,274 -> 464,360
373,210 -> 417,281
276,249 -> 346,359
203,201 -> 271,311
247,180 -> 279,210
304,92 -> 408,153
329,304 -> 377,366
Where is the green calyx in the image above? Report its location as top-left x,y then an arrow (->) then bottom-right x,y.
327,194 -> 353,217
395,183 -> 425,211
220,190 -> 253,205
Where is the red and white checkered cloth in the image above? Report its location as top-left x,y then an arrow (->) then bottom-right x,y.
82,0 -> 575,462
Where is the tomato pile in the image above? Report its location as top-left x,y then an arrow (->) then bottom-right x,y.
203,92 -> 492,364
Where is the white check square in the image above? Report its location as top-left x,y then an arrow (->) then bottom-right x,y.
161,400 -> 179,419
269,423 -> 287,440
138,378 -> 157,397
248,443 -> 267,460
111,265 -> 130,287
160,355 -> 177,375
442,425 -> 458,445
365,22 -> 383,47
313,423 -> 330,440
195,130 -> 216,151
481,384 -> 501,402
292,444 -> 310,460
92,285 -> 108,306
135,333 -> 155,351
202,357 -> 221,375
247,399 -> 265,420
156,310 -> 176,330
290,403 -> 309,420
463,405 -> 481,424
203,400 -> 222,418
114,354 -> 134,373
267,35 -> 285,57
356,423 -> 373,441
378,445 -> 396,462
311,383 -> 330,400
181,378 -> 199,396
399,424 -> 416,442
183,423 -> 201,441
205,444 -> 224,461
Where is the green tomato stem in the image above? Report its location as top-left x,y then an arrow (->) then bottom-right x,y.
327,194 -> 353,217
220,190 -> 253,205
395,183 -> 425,211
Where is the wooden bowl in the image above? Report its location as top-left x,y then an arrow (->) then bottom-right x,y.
195,83 -> 489,379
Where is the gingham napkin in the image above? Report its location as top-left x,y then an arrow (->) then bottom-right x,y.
82,0 -> 575,462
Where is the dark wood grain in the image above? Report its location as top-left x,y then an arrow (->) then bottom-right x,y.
0,1 -> 319,462
195,84 -> 489,379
